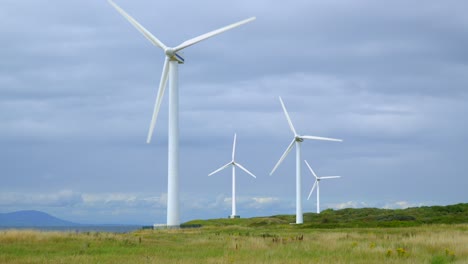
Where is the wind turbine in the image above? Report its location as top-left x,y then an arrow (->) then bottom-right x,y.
305,160 -> 341,214
208,134 -> 256,218
270,96 -> 342,224
108,0 -> 255,227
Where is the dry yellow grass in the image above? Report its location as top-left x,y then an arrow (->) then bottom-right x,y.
0,224 -> 466,263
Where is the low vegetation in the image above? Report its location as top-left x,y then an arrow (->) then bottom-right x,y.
0,204 -> 467,263
184,203 -> 468,228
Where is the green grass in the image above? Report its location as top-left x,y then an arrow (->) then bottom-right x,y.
1,204 -> 467,263
0,224 -> 467,263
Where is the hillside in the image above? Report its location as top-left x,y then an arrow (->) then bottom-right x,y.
183,203 -> 468,228
0,210 -> 77,227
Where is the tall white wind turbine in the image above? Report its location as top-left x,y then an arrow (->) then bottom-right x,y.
305,160 -> 341,214
208,134 -> 256,218
108,0 -> 255,227
270,97 -> 342,224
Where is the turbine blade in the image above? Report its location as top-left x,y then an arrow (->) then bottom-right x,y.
301,135 -> 343,142
174,17 -> 256,51
208,162 -> 232,176
235,163 -> 256,178
304,160 -> 318,179
307,181 -> 318,200
232,133 -> 237,161
270,138 -> 296,175
320,176 -> 341,179
108,0 -> 167,50
279,97 -> 297,136
147,57 -> 170,143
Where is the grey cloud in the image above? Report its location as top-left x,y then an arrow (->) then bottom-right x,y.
1,0 -> 467,224
0,190 -> 83,207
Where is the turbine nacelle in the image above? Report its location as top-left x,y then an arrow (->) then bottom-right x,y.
173,53 -> 185,64
295,136 -> 304,142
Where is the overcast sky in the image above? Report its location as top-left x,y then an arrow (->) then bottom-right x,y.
1,0 -> 467,225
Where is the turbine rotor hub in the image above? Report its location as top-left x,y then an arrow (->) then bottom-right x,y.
165,48 -> 185,64
295,136 -> 304,142
165,48 -> 176,57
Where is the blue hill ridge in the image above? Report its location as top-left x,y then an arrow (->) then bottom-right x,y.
0,210 -> 78,227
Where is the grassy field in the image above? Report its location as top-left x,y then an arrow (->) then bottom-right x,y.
0,224 -> 467,263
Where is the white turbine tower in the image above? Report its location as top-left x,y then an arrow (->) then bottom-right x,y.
305,160 -> 341,214
208,134 -> 256,218
108,0 -> 255,227
270,96 -> 342,224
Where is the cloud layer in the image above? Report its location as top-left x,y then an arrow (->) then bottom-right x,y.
1,0 -> 467,224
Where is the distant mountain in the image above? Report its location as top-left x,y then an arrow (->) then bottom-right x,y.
0,210 -> 78,227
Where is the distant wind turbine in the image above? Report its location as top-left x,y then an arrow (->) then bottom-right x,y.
208,134 -> 256,218
305,160 -> 341,214
270,96 -> 342,224
108,0 -> 255,227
